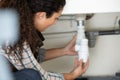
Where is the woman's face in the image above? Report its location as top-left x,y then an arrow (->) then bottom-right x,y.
34,9 -> 63,32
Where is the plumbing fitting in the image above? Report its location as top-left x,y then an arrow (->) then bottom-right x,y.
85,30 -> 120,48
85,31 -> 99,48
75,15 -> 89,63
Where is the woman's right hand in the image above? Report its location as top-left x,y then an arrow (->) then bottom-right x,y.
71,58 -> 89,79
63,58 -> 89,80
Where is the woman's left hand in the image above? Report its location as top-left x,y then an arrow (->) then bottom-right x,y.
63,35 -> 78,56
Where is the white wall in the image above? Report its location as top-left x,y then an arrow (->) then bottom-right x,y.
41,13 -> 120,76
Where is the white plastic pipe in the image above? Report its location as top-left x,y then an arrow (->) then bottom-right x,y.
75,16 -> 89,63
78,39 -> 89,63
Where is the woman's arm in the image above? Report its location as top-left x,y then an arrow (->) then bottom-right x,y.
63,59 -> 89,80
44,35 -> 77,61
44,48 -> 65,61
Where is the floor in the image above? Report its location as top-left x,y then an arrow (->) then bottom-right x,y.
75,76 -> 120,80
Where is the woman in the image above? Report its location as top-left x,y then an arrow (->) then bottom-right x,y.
0,0 -> 89,80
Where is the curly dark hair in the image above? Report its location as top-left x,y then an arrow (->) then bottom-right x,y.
0,0 -> 66,56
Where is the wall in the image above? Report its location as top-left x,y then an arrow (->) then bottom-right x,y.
41,12 -> 120,76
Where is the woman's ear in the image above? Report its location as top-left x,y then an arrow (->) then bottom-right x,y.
35,12 -> 46,19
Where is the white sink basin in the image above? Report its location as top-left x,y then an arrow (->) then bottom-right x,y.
62,0 -> 120,14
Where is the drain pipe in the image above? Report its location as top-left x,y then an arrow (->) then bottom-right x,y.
99,30 -> 120,35
85,30 -> 120,48
75,15 -> 89,63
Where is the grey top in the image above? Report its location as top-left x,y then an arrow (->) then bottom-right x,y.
37,48 -> 46,63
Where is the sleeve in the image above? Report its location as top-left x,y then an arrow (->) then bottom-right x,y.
1,44 -> 65,80
37,48 -> 46,63
37,65 -> 65,80
46,72 -> 65,80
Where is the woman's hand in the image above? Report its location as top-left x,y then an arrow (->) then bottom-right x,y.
71,58 -> 89,78
63,58 -> 89,80
63,35 -> 77,56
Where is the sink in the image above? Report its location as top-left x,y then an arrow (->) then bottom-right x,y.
62,0 -> 120,14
